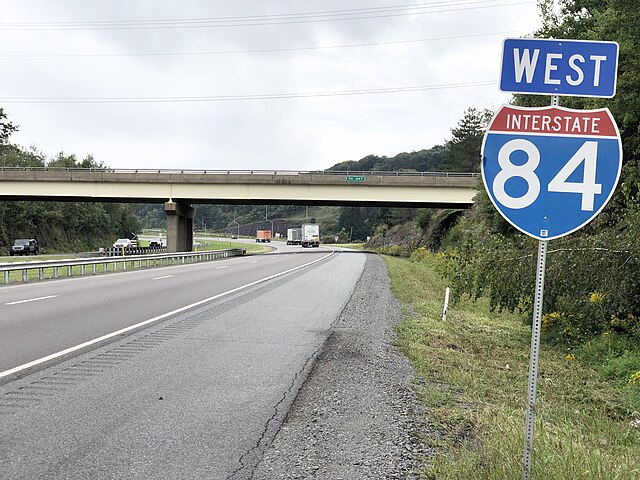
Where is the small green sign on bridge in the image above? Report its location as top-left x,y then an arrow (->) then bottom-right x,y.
346,175 -> 365,182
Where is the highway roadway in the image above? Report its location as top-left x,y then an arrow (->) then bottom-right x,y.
0,243 -> 367,479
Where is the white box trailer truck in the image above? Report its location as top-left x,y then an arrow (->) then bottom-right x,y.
301,223 -> 320,248
287,228 -> 302,245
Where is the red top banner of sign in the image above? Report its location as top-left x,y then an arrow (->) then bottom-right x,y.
490,106 -> 618,137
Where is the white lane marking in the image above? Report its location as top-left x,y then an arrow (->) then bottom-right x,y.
152,275 -> 174,281
216,266 -> 229,269
5,295 -> 58,306
250,260 -> 258,263
0,251 -> 335,380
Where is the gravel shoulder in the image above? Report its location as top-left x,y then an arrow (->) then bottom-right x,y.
252,253 -> 432,479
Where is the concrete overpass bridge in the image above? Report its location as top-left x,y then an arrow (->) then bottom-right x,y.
0,168 -> 479,252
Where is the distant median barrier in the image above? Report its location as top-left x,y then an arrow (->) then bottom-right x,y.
0,248 -> 246,285
103,246 -> 167,256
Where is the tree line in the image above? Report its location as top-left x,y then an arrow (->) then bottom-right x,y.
0,111 -> 140,253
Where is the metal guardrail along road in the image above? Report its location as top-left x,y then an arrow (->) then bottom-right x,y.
0,248 -> 246,285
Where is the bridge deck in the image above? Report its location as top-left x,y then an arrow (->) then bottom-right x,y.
0,168 -> 478,207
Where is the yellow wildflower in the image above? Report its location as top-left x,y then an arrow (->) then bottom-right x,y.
541,311 -> 563,332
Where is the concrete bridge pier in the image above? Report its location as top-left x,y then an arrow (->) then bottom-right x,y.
164,200 -> 194,252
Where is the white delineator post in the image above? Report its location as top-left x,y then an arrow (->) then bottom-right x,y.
442,287 -> 450,322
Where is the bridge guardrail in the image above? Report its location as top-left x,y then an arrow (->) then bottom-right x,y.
0,166 -> 479,178
0,248 -> 246,285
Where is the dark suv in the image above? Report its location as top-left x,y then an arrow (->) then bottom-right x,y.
10,238 -> 39,256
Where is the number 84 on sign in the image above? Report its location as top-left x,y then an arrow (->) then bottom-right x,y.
481,105 -> 622,241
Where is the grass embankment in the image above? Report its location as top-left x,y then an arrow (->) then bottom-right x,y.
331,243 -> 366,250
384,254 -> 640,480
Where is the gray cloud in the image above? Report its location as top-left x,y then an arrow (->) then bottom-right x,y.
0,0 -> 540,170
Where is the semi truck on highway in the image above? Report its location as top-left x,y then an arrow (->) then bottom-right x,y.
286,228 -> 302,245
255,230 -> 272,242
301,223 -> 320,248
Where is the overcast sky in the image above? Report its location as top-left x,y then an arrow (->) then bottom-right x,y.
0,1 -> 541,171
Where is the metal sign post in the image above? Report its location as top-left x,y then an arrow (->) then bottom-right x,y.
522,94 -> 558,480
522,239 -> 548,479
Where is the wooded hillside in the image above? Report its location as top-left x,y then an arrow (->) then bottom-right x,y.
0,113 -> 141,253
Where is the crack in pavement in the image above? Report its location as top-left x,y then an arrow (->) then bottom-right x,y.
225,339 -> 327,480
225,264 -> 365,480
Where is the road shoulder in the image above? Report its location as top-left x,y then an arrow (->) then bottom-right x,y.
252,253 -> 432,479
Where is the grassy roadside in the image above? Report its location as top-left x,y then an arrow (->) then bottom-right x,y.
0,254 -> 72,262
196,240 -> 270,254
383,254 -> 640,479
330,243 -> 366,250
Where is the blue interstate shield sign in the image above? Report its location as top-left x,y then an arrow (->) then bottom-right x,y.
481,105 -> 622,240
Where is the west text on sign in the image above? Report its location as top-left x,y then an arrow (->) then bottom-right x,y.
500,38 -> 618,97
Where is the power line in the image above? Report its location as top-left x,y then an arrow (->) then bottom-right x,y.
0,81 -> 497,104
0,1 -> 534,30
0,1 -> 513,26
0,30 -> 525,58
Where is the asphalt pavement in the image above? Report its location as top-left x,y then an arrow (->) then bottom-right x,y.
1,249 -> 432,479
0,250 -> 368,479
0,245 -> 331,374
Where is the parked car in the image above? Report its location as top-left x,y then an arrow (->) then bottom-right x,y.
148,237 -> 163,248
10,238 -> 39,256
113,238 -> 133,248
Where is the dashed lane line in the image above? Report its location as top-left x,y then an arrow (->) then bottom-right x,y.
0,251 -> 335,380
5,295 -> 58,306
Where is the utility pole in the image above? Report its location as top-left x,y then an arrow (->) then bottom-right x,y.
265,206 -> 273,236
232,212 -> 239,237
